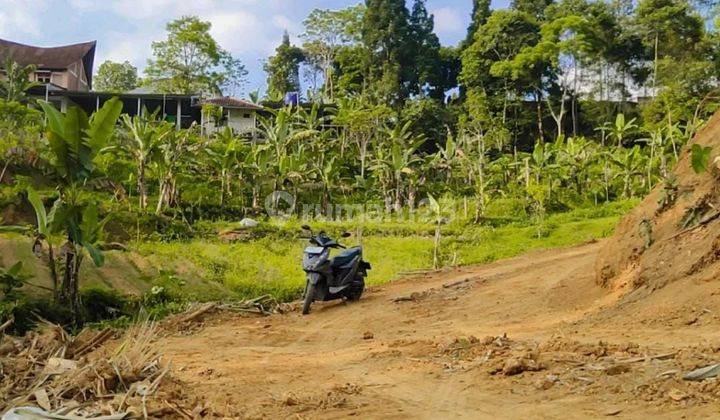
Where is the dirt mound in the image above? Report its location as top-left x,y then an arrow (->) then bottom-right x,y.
596,111 -> 720,292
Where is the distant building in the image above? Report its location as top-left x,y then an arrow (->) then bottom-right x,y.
0,38 -> 263,133
0,38 -> 96,91
200,97 -> 263,138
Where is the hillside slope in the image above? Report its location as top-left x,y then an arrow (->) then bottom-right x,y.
596,111 -> 720,294
0,235 -> 228,298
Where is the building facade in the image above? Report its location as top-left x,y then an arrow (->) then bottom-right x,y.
0,38 -> 96,91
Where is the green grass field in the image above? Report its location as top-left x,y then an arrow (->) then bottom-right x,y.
134,203 -> 628,301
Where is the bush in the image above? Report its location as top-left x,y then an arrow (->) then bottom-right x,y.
81,286 -> 130,323
0,295 -> 73,335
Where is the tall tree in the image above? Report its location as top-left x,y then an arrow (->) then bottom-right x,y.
333,45 -> 372,97
460,10 -> 542,130
512,0 -> 555,20
408,0 -> 443,98
94,60 -> 138,93
362,0 -> 413,105
301,4 -> 365,100
145,16 -> 247,95
634,0 -> 704,94
460,0 -> 492,51
265,31 -> 305,99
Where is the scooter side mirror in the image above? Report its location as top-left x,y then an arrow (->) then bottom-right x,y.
341,231 -> 352,238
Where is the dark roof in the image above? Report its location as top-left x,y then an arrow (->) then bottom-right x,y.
0,38 -> 96,88
200,97 -> 263,110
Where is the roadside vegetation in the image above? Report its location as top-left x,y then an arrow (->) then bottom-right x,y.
2,0 -> 719,333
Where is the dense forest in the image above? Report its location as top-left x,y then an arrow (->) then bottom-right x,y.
1,0 -> 720,324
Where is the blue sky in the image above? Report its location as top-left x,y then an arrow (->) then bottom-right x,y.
0,0 -> 510,94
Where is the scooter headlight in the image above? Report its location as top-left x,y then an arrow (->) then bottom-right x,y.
303,248 -> 328,270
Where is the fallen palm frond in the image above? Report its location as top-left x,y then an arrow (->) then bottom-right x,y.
0,318 -> 174,418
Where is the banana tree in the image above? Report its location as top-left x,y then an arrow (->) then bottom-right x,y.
317,155 -> 343,211
259,107 -> 296,160
207,128 -> 245,208
609,114 -> 637,147
425,194 -> 447,269
244,143 -> 274,209
436,132 -> 459,183
39,97 -> 122,322
638,129 -> 668,189
374,122 -> 425,212
461,131 -> 490,222
557,137 -> 595,194
154,128 -> 202,215
278,147 -> 308,212
121,109 -> 173,210
27,187 -> 60,300
609,145 -> 645,198
0,187 -> 61,300
1,58 -> 39,103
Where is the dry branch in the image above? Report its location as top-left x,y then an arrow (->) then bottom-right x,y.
0,316 -> 14,334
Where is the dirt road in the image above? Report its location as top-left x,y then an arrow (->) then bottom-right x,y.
161,242 -> 720,418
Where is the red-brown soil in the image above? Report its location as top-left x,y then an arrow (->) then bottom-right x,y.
596,111 -> 720,294
158,243 -> 720,418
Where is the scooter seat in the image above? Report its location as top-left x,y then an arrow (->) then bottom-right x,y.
331,247 -> 362,267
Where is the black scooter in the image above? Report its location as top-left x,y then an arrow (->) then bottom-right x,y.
300,225 -> 371,314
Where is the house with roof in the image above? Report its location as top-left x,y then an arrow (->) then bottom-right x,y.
0,38 -> 264,135
200,97 -> 264,137
0,38 -> 96,91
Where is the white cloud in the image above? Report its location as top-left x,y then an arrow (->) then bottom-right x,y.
271,14 -> 301,35
207,11 -> 275,55
94,29 -> 164,71
431,7 -> 464,38
0,0 -> 48,38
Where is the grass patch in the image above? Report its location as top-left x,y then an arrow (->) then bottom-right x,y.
135,209 -> 623,302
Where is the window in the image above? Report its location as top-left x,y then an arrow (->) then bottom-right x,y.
36,72 -> 51,84
244,113 -> 252,119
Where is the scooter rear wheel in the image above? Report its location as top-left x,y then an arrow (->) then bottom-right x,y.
302,283 -> 316,315
345,277 -> 365,301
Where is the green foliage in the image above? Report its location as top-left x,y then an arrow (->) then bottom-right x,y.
94,60 -> 138,93
0,261 -> 26,296
301,4 -> 365,100
144,16 -> 247,95
40,98 -> 123,183
265,31 -> 305,98
80,286 -> 130,323
691,144 -> 712,173
0,58 -> 39,103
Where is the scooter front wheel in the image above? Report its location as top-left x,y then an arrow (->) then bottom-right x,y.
302,283 -> 316,315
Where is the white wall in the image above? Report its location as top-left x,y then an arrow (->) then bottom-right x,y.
227,109 -> 256,133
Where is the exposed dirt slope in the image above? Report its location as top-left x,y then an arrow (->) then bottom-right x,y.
0,236 -> 227,297
159,242 -> 720,419
596,111 -> 720,294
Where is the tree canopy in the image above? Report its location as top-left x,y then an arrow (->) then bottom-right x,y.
145,16 -> 247,95
94,60 -> 138,93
